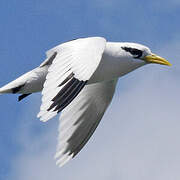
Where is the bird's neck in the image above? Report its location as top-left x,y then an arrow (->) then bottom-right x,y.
89,42 -> 145,83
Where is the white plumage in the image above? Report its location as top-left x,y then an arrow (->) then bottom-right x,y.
38,37 -> 106,122
55,79 -> 117,166
0,37 -> 170,166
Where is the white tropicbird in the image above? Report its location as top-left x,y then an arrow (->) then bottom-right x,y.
0,37 -> 171,167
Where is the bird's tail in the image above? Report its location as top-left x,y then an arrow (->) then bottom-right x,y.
0,78 -> 25,94
0,67 -> 48,95
0,87 -> 12,94
0,83 -> 14,94
0,70 -> 33,94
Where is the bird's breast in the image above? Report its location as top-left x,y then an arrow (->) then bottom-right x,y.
89,51 -> 144,84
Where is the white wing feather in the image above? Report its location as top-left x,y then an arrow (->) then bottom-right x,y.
55,79 -> 118,167
38,37 -> 106,122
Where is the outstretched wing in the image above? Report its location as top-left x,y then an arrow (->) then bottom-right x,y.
37,37 -> 106,122
55,79 -> 118,167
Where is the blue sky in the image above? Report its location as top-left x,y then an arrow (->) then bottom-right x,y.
0,0 -> 180,179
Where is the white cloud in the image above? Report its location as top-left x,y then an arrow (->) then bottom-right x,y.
7,39 -> 180,180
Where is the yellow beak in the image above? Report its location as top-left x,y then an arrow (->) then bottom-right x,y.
143,54 -> 171,66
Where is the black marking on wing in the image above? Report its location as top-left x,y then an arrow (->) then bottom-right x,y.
47,74 -> 87,113
12,84 -> 25,94
40,52 -> 57,67
18,93 -> 32,101
59,72 -> 74,87
121,47 -> 143,58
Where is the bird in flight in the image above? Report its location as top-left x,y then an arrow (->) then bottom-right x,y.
0,37 -> 171,167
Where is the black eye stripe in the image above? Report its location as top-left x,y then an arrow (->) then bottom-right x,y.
121,47 -> 143,58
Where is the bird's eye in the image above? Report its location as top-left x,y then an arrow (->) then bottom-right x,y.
122,47 -> 143,58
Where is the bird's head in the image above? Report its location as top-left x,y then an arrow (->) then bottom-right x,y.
120,43 -> 171,66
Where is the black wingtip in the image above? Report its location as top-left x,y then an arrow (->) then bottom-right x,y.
18,93 -> 32,101
47,77 -> 87,113
12,84 -> 25,94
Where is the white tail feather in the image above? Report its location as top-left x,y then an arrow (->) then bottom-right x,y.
0,78 -> 24,94
0,85 -> 13,94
